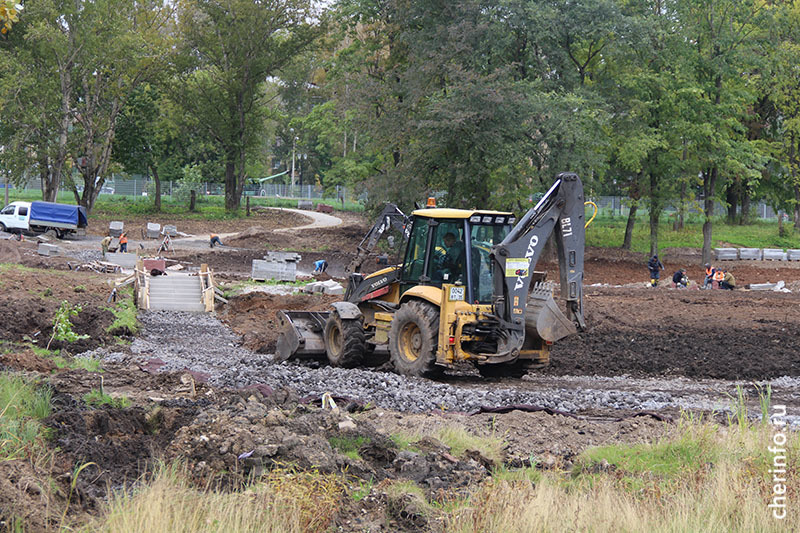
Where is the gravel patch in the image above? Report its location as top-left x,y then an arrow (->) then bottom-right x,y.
86,310 -> 800,425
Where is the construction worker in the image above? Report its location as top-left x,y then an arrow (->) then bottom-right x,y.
313,259 -> 328,274
647,254 -> 664,287
210,233 -> 222,248
712,268 -> 725,288
719,269 -> 735,290
702,263 -> 714,289
672,268 -> 688,288
118,232 -> 128,253
101,235 -> 112,259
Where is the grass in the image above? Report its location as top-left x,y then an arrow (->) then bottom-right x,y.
435,425 -> 506,466
106,297 -> 139,336
0,373 -> 52,460
83,389 -> 131,409
444,415 -> 799,533
92,462 -> 344,533
328,435 -> 370,461
7,190 -> 365,216
587,214 -> 800,252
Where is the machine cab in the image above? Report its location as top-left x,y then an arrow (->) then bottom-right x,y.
400,208 -> 515,303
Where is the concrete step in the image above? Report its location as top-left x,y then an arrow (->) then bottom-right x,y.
148,301 -> 206,312
146,273 -> 208,313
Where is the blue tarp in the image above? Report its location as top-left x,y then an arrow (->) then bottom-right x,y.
30,201 -> 88,228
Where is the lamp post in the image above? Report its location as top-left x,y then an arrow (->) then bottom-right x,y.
290,129 -> 299,193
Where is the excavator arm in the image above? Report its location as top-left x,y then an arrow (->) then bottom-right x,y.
345,203 -> 410,274
489,173 -> 585,356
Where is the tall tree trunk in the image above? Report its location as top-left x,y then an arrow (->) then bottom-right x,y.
224,156 -> 238,212
673,180 -> 687,231
741,183 -> 750,225
649,171 -> 659,257
702,167 -> 718,265
726,181 -> 738,224
621,171 -> 641,250
794,185 -> 800,230
150,163 -> 162,212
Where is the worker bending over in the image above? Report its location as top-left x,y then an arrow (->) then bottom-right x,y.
672,269 -> 688,288
720,270 -> 736,290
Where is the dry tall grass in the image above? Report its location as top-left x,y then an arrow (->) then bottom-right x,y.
91,464 -> 343,533
446,421 -> 799,533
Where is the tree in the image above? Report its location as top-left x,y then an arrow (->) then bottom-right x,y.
1,0 -> 173,212
675,0 -> 773,264
173,0 -> 321,212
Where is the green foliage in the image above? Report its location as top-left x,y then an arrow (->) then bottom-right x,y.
83,389 -> 131,409
328,435 -> 370,461
106,297 -> 139,336
0,374 -> 52,460
47,301 -> 89,350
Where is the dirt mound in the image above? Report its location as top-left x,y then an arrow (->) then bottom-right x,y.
0,349 -> 57,373
218,292 -> 341,352
0,239 -> 22,262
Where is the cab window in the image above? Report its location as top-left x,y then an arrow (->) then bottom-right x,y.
0,205 -> 14,215
431,221 -> 466,283
401,218 -> 429,283
18,206 -> 28,216
470,223 -> 511,303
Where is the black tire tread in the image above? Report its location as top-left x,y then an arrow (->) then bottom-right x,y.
325,314 -> 366,368
389,300 -> 440,377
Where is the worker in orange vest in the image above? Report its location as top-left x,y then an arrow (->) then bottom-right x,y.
118,232 -> 128,253
712,268 -> 725,288
210,233 -> 223,248
702,263 -> 714,289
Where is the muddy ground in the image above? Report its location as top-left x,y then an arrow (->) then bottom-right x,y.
2,208 -> 800,531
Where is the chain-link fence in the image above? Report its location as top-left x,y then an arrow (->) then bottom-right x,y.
18,175 -> 359,205
590,196 -> 780,220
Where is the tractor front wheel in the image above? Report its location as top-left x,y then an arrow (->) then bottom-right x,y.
324,312 -> 366,368
389,300 -> 440,377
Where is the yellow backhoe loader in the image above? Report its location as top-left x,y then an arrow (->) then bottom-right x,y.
276,172 -> 588,377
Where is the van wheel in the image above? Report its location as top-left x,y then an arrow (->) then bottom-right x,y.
389,300 -> 441,377
0,223 -> 6,233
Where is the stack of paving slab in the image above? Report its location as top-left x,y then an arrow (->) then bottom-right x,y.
146,223 -> 161,239
297,200 -> 313,210
37,243 -> 60,256
251,251 -> 302,282
715,247 -> 800,261
763,248 -> 788,261
105,253 -> 138,268
162,225 -> 178,237
303,279 -> 344,295
109,221 -> 124,237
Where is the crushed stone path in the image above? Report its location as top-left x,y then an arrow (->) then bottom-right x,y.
89,310 -> 800,425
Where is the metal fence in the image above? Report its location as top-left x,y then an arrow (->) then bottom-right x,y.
590,196 -> 780,220
19,175 -> 359,204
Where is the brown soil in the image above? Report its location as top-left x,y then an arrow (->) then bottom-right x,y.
0,263 -> 117,353
5,208 -> 800,531
217,292 -> 341,352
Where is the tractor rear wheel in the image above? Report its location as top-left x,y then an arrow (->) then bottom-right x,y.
389,300 -> 440,377
324,312 -> 366,368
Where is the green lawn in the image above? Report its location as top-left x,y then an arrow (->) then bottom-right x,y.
588,214 -> 800,252
4,190 -> 364,218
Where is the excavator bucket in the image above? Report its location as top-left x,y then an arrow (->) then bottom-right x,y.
274,310 -> 330,362
524,282 -> 577,343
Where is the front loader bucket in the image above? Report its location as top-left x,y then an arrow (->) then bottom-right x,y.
525,282 -> 577,343
275,310 -> 330,362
